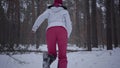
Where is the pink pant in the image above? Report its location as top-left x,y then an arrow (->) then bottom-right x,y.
46,26 -> 68,68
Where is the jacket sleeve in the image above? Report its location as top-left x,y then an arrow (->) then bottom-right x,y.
64,11 -> 72,38
32,9 -> 49,32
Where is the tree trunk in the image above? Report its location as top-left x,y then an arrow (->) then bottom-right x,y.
106,0 -> 113,50
75,0 -> 81,47
111,0 -> 118,48
119,0 -> 120,14
32,0 -> 36,24
0,1 -> 8,49
118,0 -> 120,45
7,0 -> 15,50
91,0 -> 98,48
14,0 -> 20,46
85,0 -> 92,51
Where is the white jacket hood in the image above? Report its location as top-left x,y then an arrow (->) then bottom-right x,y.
50,7 -> 64,13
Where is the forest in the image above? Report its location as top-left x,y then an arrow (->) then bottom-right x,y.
0,0 -> 120,52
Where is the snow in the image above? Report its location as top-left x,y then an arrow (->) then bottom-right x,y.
0,45 -> 120,68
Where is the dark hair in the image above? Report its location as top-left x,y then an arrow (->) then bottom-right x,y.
48,5 -> 67,10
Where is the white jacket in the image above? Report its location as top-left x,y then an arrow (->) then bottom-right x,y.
32,7 -> 72,38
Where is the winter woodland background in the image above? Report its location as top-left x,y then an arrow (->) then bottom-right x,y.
0,0 -> 120,52
0,0 -> 120,68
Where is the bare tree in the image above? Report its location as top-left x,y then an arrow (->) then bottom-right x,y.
111,0 -> 118,48
75,0 -> 81,46
91,0 -> 98,48
0,1 -> 8,50
105,0 -> 113,50
85,0 -> 92,51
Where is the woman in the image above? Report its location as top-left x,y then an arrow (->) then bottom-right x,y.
32,0 -> 72,68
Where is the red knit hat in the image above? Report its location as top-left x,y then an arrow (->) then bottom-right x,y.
53,0 -> 62,7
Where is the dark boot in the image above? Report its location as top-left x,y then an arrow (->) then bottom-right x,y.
43,52 -> 56,68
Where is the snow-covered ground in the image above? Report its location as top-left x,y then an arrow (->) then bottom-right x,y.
0,45 -> 120,68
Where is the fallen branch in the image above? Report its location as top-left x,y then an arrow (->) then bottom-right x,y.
1,49 -> 87,54
7,54 -> 29,64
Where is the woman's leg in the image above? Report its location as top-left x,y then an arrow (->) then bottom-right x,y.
56,27 -> 68,68
46,27 -> 57,57
43,27 -> 58,68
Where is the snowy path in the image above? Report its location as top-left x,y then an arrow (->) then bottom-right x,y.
0,47 -> 120,68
